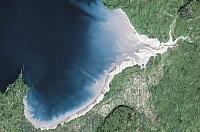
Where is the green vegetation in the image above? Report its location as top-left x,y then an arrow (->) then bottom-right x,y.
95,40 -> 200,131
96,105 -> 153,132
103,65 -> 142,100
103,0 -> 185,42
149,40 -> 200,131
0,72 -> 28,132
173,1 -> 200,42
0,0 -> 199,131
100,0 -> 200,131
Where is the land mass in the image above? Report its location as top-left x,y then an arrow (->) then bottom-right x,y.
0,0 -> 199,131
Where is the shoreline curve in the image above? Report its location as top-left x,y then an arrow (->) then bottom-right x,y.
23,7 -> 190,130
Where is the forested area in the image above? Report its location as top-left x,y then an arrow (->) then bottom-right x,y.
98,0 -> 200,131
0,0 -> 199,131
97,105 -> 153,132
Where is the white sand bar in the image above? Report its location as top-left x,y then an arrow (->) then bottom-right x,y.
23,7 -> 191,130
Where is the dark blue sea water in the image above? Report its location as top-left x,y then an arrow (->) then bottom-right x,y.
0,0 -> 144,127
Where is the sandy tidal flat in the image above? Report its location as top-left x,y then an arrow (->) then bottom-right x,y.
23,5 -> 191,130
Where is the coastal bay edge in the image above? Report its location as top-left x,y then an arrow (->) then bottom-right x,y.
23,8 -> 191,130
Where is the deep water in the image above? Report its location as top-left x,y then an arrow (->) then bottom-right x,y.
0,0 -> 142,125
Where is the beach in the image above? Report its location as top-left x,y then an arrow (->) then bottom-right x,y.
23,5 -> 191,130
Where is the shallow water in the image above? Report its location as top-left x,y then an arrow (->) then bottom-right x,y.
0,0 -> 145,127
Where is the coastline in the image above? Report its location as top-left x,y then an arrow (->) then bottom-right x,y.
23,8 -> 190,130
